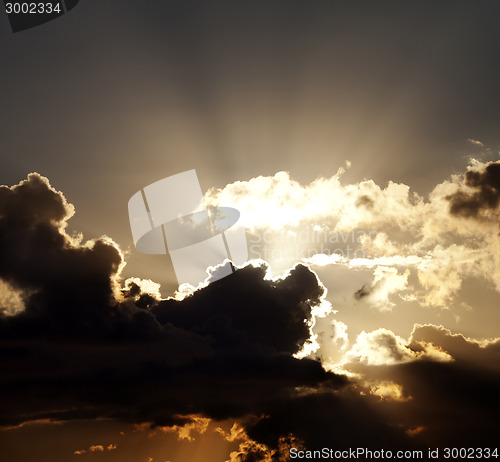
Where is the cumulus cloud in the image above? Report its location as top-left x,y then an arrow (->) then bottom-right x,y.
341,327 -> 453,367
217,423 -> 276,462
0,278 -> 26,316
206,160 -> 500,308
312,318 -> 349,366
366,381 -> 410,402
0,173 -> 131,337
353,266 -> 409,310
1,174 -> 499,460
159,415 -> 210,441
315,323 -> 500,448
74,443 -> 117,455
408,324 -> 500,370
89,445 -> 104,452
205,166 -> 424,232
0,174 -> 344,435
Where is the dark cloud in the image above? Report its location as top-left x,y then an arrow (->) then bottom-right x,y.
343,324 -> 500,449
245,390 -> 415,455
447,161 -> 500,218
0,174 -> 344,432
354,284 -> 371,300
409,324 -> 500,370
1,175 -> 499,460
0,173 -> 133,338
152,263 -> 322,355
360,359 -> 500,448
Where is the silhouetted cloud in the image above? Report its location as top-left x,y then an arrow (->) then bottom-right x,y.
0,174 -> 343,432
1,174 -> 499,461
336,324 -> 500,450
447,161 -> 500,218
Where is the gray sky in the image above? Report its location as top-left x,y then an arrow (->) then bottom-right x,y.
2,1 -> 500,249
1,0 -> 500,291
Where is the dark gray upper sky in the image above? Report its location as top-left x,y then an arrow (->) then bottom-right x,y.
1,0 -> 500,286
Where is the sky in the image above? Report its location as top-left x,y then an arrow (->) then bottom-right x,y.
1,1 -> 500,461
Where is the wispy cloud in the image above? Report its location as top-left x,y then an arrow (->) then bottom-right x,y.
467,138 -> 485,147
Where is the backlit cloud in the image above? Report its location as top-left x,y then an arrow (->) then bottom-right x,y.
353,266 -> 410,311
0,174 -> 344,435
159,415 -> 210,442
1,173 -> 499,460
206,160 -> 500,309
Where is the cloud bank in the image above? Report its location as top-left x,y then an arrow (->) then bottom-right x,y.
206,160 -> 500,309
1,173 -> 499,461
